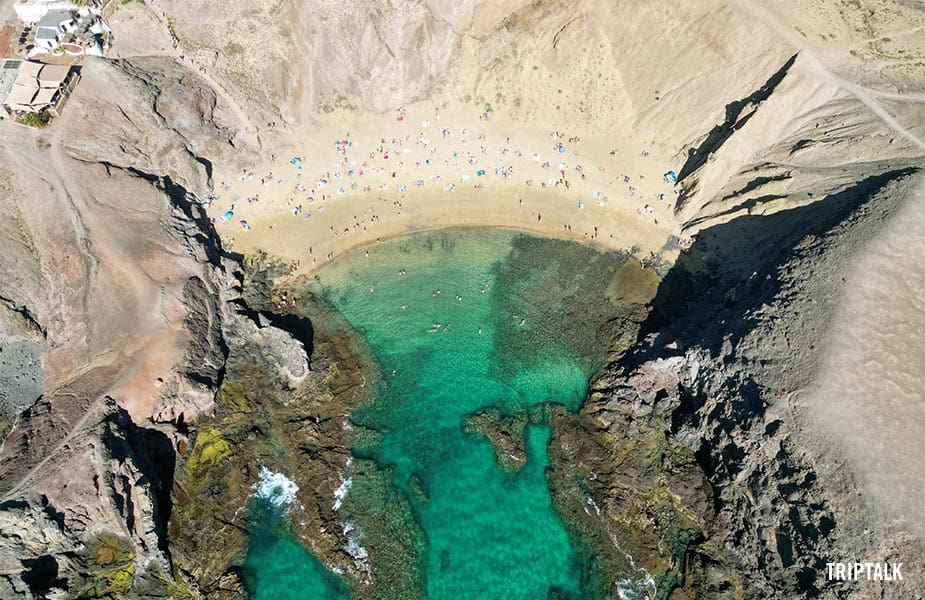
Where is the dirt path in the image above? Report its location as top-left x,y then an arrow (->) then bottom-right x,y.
729,0 -> 925,150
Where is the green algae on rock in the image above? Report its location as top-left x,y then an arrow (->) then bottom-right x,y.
62,533 -> 138,599
184,428 -> 232,489
166,254 -> 376,598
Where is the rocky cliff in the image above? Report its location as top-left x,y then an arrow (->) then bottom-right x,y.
2,0 -> 924,598
549,169 -> 925,598
0,55 -> 254,597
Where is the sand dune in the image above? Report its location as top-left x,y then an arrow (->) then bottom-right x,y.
803,181 -> 925,543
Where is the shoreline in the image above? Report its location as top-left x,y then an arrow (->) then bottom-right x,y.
301,223 -> 666,294
207,104 -> 686,274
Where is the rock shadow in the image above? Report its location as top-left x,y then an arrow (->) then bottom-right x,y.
640,167 -> 918,361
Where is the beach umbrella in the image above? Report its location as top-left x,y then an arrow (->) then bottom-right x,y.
224,210 -> 234,218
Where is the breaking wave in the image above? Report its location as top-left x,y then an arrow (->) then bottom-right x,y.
252,466 -> 300,509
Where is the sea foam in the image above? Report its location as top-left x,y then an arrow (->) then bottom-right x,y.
608,531 -> 656,600
333,477 -> 352,511
253,466 -> 300,508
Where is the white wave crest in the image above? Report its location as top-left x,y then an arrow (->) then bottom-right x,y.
253,467 -> 299,508
333,477 -> 352,511
341,521 -> 371,575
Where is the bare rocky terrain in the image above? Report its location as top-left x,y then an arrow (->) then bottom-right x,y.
1,0 -> 924,598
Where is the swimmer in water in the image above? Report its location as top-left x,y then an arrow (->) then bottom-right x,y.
401,305 -> 407,310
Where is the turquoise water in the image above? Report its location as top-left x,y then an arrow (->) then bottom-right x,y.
245,229 -> 633,599
241,498 -> 348,600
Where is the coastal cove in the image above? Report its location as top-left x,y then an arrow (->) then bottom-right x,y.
241,228 -> 660,599
5,1 -> 925,598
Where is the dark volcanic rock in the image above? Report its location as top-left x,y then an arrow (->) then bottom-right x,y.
166,258 -> 373,597
547,168 -> 925,599
462,408 -> 529,473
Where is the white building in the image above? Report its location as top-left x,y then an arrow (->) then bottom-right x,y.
22,5 -> 111,58
33,10 -> 73,52
13,0 -> 85,24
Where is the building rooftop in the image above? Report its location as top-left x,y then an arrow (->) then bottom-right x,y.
14,1 -> 83,25
34,27 -> 58,43
37,63 -> 69,85
18,59 -> 42,79
0,59 -> 24,107
2,59 -> 71,113
36,9 -> 72,30
5,80 -> 38,110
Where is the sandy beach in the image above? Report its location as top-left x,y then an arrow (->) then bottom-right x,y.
207,104 -> 686,272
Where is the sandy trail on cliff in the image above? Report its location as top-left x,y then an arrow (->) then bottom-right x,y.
209,105 -> 683,272
729,0 -> 925,151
